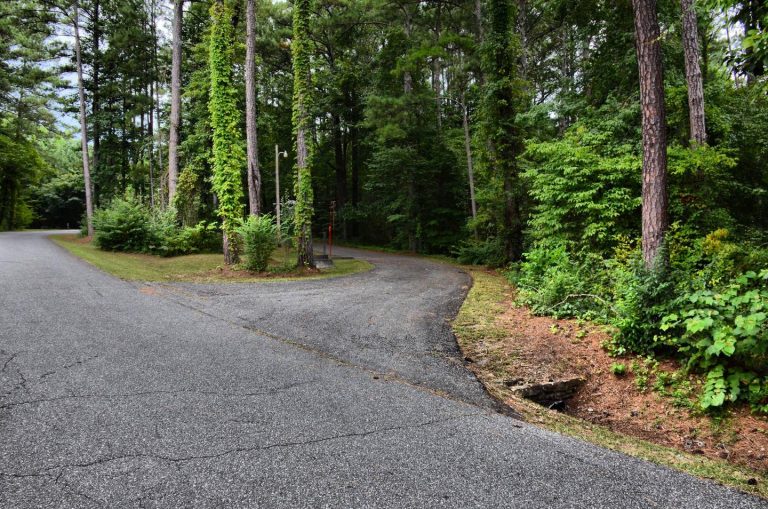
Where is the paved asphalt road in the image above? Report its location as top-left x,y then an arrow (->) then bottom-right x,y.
0,230 -> 765,508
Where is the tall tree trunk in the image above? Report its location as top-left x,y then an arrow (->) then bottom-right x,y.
517,0 -> 528,79
73,1 -> 94,237
680,0 -> 706,145
433,1 -> 442,130
168,0 -> 183,205
245,0 -> 261,215
633,0 -> 669,268
148,80 -> 155,208
475,0 -> 484,39
483,0 -> 524,262
91,0 -> 100,187
148,0 -> 155,208
403,5 -> 413,94
292,0 -> 315,268
155,42 -> 165,207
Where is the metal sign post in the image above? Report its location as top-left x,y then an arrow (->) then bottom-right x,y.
329,200 -> 335,259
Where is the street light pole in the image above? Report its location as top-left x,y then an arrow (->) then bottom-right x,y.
275,144 -> 288,241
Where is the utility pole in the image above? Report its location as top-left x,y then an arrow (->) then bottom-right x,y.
275,145 -> 288,241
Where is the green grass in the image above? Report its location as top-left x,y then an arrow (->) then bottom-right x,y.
453,266 -> 768,499
52,234 -> 372,283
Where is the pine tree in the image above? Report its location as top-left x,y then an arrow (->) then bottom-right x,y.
245,0 -> 262,216
680,0 -> 706,145
168,0 -> 184,204
73,0 -> 94,237
632,0 -> 669,268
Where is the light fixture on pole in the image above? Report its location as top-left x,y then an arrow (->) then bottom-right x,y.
275,145 -> 288,242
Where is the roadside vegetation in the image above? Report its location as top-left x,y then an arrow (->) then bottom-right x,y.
53,234 -> 370,282
454,267 -> 768,498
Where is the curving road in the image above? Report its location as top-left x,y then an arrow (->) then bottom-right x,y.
0,230 -> 765,508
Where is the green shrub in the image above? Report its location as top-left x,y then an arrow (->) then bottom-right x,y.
508,242 -> 609,319
452,237 -> 506,267
155,221 -> 221,257
236,214 -> 277,272
146,208 -> 221,257
660,270 -> 768,412
92,196 -> 151,252
147,207 -> 178,252
523,127 -> 640,254
611,258 -> 676,355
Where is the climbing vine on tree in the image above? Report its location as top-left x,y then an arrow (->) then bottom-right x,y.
479,0 -> 527,262
208,0 -> 246,264
291,0 -> 315,268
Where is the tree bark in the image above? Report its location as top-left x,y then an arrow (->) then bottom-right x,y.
475,0 -> 484,39
245,0 -> 261,215
517,0 -> 528,80
91,0 -> 100,191
633,0 -> 669,268
403,5 -> 413,94
432,1 -> 442,130
73,1 -> 94,237
168,0 -> 183,205
680,0 -> 706,145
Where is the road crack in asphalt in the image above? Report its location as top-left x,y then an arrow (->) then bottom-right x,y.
0,412 -> 483,481
1,351 -> 20,373
0,379 -> 318,410
54,469 -> 102,506
39,355 -> 101,381
0,352 -> 30,400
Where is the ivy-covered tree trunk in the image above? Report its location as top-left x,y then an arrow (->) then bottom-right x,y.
292,0 -> 315,268
481,0 -> 524,262
245,0 -> 261,216
680,0 -> 706,145
73,0 -> 94,237
633,0 -> 669,268
209,0 -> 245,265
168,0 -> 183,205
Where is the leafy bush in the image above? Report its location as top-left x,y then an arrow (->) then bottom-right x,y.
92,196 -> 151,252
145,208 -> 220,257
523,127 -> 640,254
93,197 -> 221,256
611,258 -> 676,355
236,214 -> 277,272
147,207 -> 179,252
660,270 -> 768,412
508,242 -> 609,318
452,237 -> 506,267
